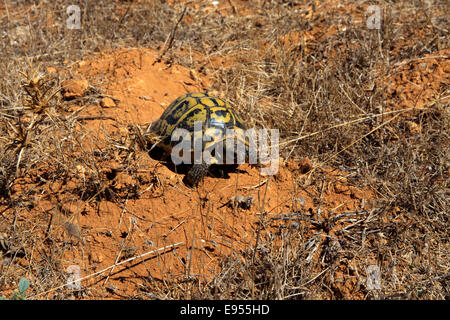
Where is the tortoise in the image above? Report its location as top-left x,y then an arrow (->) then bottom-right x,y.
147,92 -> 250,187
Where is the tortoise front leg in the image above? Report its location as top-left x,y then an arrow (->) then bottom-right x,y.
184,163 -> 210,187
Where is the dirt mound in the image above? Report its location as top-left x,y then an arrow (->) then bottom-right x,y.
30,48 -> 371,299
0,46 -> 376,299
74,48 -> 211,124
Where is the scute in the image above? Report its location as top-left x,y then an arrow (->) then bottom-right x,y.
149,92 -> 249,156
209,107 -> 233,128
177,105 -> 208,131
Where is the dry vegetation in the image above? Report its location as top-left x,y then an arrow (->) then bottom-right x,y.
0,0 -> 448,300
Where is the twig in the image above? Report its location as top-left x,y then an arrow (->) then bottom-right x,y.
110,0 -> 134,42
239,178 -> 268,190
390,55 -> 449,75
164,220 -> 186,238
286,266 -> 330,293
153,5 -> 189,65
305,109 -> 407,180
103,213 -> 131,286
29,241 -> 184,299
226,0 -> 238,15
361,209 -> 376,250
40,115 -> 117,124
279,106 -> 424,148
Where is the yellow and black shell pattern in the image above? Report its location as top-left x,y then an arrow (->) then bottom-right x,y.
150,92 -> 248,156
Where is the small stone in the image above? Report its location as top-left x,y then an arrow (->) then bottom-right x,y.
100,97 -> 115,108
61,79 -> 89,98
92,252 -> 104,263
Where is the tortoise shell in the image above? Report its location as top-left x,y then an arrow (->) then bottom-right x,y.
149,92 -> 249,164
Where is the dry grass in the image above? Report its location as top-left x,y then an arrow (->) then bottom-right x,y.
0,0 -> 448,299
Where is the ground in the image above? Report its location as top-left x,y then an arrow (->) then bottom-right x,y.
0,0 -> 448,300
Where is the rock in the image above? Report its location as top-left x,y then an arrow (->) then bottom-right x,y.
61,79 -> 89,98
91,252 -> 104,264
100,97 -> 116,108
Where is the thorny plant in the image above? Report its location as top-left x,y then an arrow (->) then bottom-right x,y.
0,64 -> 62,178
